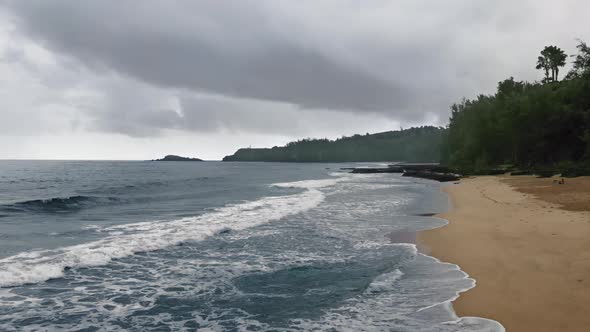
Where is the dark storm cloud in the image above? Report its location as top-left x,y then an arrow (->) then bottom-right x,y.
3,0 -> 589,141
82,76 -> 395,139
4,0 -> 410,113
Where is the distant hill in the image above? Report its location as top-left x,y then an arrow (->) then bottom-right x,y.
222,126 -> 445,162
153,155 -> 203,161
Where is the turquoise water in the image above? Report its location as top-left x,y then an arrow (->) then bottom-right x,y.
0,161 -> 503,331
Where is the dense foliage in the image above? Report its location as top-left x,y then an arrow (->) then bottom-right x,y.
223,126 -> 445,162
444,41 -> 590,173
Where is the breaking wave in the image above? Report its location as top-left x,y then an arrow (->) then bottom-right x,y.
0,176 -> 346,288
2,196 -> 121,214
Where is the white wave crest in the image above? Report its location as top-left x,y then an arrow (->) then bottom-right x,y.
0,177 -> 343,288
273,176 -> 347,189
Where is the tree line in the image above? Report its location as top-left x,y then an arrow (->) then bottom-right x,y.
223,126 -> 445,162
444,40 -> 590,174
223,40 -> 590,172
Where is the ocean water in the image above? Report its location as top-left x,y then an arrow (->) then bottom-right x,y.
0,161 -> 503,331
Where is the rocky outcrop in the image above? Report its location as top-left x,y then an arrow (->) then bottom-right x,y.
401,170 -> 461,182
351,167 -> 403,174
348,163 -> 461,182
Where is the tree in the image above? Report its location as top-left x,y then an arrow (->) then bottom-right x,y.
537,46 -> 567,82
547,46 -> 568,81
536,55 -> 551,82
567,40 -> 590,79
222,127 -> 446,162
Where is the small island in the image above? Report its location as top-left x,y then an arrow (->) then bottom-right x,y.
152,155 -> 203,162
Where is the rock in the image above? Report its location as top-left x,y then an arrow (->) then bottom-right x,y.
391,163 -> 441,171
402,170 -> 461,182
351,167 -> 403,174
348,163 -> 461,182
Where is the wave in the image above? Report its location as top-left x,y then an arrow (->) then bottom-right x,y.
291,250 -> 504,332
0,175 -> 348,288
1,195 -> 121,214
82,176 -> 215,196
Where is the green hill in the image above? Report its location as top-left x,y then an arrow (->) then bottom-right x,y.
222,126 -> 445,162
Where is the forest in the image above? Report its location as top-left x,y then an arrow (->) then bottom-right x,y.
443,41 -> 590,175
222,126 -> 445,162
224,40 -> 590,173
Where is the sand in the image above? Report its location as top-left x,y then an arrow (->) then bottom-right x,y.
418,176 -> 590,332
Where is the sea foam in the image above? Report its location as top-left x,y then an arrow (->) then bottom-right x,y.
0,176 -> 346,288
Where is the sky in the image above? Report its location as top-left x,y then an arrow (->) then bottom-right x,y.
0,0 -> 588,160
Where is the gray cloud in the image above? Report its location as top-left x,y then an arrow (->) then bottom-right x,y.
80,75 -> 405,138
1,0 -> 590,159
4,0 -> 411,113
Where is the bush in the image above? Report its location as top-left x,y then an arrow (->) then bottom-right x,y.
561,166 -> 590,177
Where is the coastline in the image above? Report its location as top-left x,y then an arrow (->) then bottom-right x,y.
418,176 -> 590,332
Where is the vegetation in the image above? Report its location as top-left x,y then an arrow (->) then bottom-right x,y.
444,40 -> 590,175
536,45 -> 567,82
224,40 -> 590,176
223,126 -> 445,162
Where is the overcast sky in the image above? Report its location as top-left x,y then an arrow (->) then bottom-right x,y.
0,1 -> 588,160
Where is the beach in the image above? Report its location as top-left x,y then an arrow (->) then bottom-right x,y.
419,176 -> 590,331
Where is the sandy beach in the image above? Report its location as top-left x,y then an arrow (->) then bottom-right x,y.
418,176 -> 590,331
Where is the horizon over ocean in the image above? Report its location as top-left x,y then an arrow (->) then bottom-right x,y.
0,161 -> 503,331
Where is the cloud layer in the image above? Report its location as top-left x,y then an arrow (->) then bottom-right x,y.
1,0 -> 589,158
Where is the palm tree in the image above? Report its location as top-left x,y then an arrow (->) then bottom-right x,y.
536,55 -> 551,82
547,46 -> 567,81
537,46 -> 568,82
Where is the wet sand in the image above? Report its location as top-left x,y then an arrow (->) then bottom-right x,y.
418,176 -> 590,331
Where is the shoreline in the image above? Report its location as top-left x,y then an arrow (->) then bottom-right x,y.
418,176 -> 590,331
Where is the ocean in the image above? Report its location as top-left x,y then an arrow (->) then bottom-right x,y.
0,161 -> 503,331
